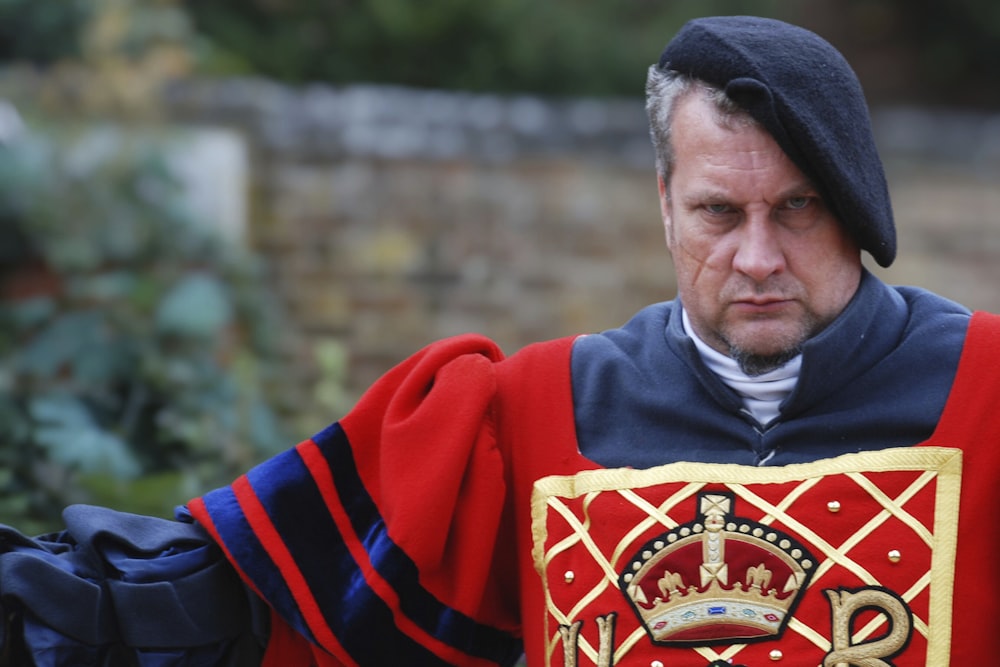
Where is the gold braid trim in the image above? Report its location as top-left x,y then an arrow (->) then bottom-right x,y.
531,446 -> 963,666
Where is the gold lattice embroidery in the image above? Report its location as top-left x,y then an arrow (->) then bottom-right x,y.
531,447 -> 962,667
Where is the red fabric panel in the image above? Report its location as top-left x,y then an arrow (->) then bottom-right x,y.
339,334 -> 518,630
921,311 -> 1000,663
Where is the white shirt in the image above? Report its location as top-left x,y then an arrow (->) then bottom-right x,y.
682,309 -> 801,427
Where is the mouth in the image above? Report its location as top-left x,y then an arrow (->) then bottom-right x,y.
731,298 -> 794,315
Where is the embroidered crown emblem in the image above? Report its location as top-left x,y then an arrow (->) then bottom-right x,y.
619,491 -> 816,645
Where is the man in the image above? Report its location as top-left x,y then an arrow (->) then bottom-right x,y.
1,15 -> 997,667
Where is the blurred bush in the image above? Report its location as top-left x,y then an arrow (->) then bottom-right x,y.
0,124 -> 289,534
0,0 -> 203,119
0,0 -> 89,65
178,0 -> 783,96
5,1 -> 1000,106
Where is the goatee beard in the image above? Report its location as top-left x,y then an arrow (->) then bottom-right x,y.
729,345 -> 802,376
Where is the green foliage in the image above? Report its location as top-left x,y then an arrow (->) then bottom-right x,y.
5,0 -> 1000,106
0,0 -> 91,65
179,0 -> 785,96
0,0 -> 205,119
0,123 -> 289,533
888,0 -> 1000,107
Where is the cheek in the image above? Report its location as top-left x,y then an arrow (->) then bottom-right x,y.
817,268 -> 861,315
672,244 -> 731,313
674,232 -> 737,279
795,246 -> 861,316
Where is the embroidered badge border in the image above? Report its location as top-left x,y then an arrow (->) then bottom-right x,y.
530,447 -> 962,666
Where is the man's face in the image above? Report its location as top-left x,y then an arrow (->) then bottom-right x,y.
661,91 -> 862,374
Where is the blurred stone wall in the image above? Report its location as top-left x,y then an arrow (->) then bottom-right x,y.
162,81 -> 672,406
9,78 -> 1000,412
160,80 -> 1000,407
872,109 -> 1000,313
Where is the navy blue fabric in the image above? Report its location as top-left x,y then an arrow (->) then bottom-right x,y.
658,16 -> 896,267
0,506 -> 266,665
196,476 -> 317,647
571,271 -> 971,468
244,437 -> 456,666
195,424 -> 523,666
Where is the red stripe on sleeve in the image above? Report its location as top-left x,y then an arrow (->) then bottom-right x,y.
231,475 -> 359,667
297,438 -> 499,667
187,495 -> 265,601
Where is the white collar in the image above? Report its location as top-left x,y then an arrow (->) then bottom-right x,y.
682,309 -> 801,426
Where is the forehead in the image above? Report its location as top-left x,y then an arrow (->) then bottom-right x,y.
668,92 -> 815,199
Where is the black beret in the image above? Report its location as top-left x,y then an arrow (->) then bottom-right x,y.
658,16 -> 896,267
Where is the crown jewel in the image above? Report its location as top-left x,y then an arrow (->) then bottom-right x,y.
619,492 -> 816,645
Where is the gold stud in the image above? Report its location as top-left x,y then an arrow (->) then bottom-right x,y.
827,500 -> 841,513
564,570 -> 575,584
770,649 -> 784,661
888,549 -> 902,563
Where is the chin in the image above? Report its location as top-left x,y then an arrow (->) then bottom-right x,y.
727,325 -> 804,351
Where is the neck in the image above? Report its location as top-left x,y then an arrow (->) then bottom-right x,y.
682,309 -> 801,426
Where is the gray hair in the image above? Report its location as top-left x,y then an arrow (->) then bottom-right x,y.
645,65 -> 758,184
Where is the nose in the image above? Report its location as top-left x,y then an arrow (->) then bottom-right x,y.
732,217 -> 786,282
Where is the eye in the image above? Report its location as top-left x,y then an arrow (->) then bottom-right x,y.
704,203 -> 732,215
784,196 -> 812,210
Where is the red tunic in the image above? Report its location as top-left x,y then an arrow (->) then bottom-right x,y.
190,312 -> 1000,666
497,312 -> 1000,665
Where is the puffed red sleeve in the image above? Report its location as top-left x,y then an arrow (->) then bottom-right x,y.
188,334 -> 524,667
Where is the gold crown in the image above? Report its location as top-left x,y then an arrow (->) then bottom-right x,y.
619,492 -> 816,645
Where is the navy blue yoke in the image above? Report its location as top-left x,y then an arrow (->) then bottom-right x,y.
571,271 -> 971,468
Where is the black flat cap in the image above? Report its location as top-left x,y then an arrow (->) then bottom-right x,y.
658,16 -> 896,267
